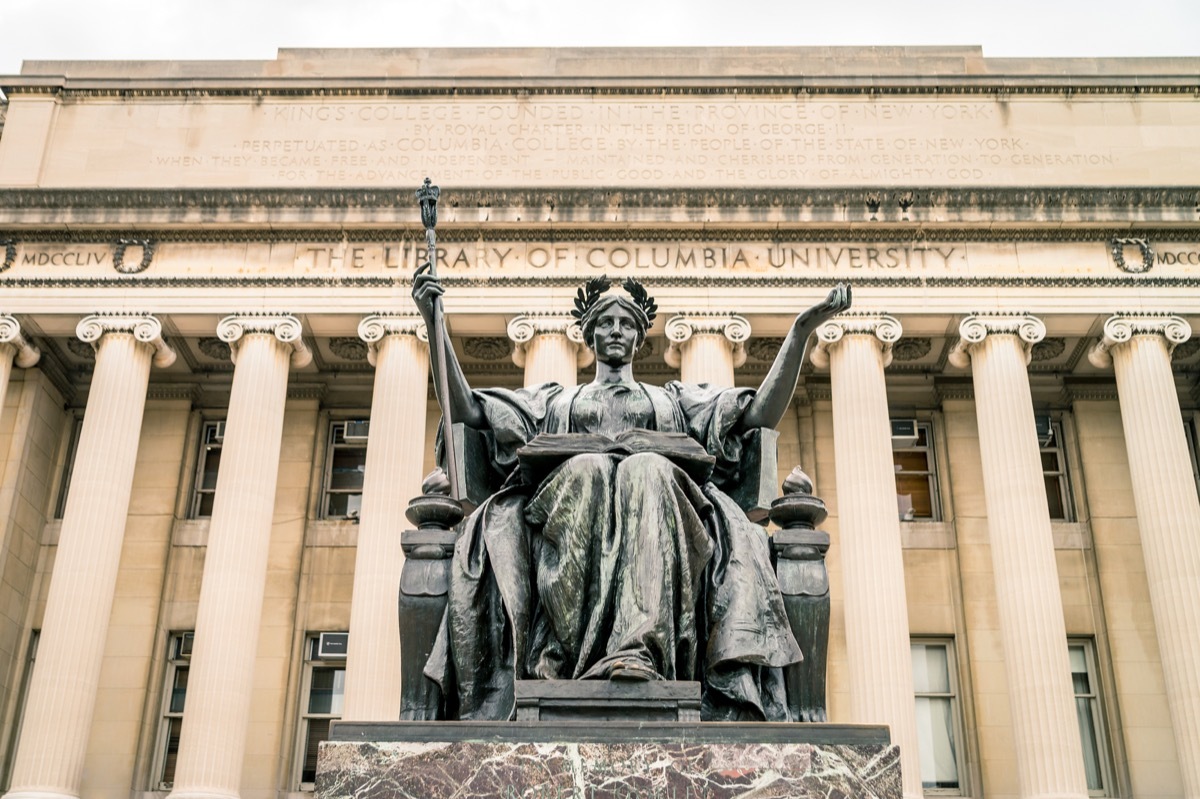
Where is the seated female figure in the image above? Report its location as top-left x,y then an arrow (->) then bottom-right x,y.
411,272 -> 850,721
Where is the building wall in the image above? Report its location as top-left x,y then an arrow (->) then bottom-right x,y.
0,46 -> 1197,799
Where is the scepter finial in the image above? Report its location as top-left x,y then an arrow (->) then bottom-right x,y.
417,177 -> 440,230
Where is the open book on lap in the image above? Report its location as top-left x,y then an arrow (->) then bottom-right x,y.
516,429 -> 717,484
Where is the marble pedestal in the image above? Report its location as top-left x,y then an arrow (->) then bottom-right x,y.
318,721 -> 899,799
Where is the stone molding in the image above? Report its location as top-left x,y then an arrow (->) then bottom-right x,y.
506,314 -> 593,370
75,313 -> 175,367
0,315 -> 41,368
948,314 -> 1046,368
663,313 -> 751,369
2,188 -> 1199,218
809,314 -> 903,369
1088,314 -> 1192,368
216,314 -> 312,367
357,314 -> 428,367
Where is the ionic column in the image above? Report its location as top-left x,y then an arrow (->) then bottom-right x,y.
664,313 -> 750,388
168,316 -> 310,799
949,315 -> 1088,799
0,315 -> 41,418
507,314 -> 593,387
5,315 -> 173,799
341,316 -> 429,721
810,314 -> 923,799
1089,315 -> 1200,797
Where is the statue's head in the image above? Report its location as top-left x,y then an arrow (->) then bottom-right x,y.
573,277 -> 658,365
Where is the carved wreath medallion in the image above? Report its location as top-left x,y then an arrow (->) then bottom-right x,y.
112,239 -> 156,274
0,240 -> 15,273
1110,237 -> 1154,274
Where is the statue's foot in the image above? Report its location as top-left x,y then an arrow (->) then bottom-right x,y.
607,659 -> 661,681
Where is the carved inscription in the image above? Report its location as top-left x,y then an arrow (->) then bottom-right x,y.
33,95 -> 1180,188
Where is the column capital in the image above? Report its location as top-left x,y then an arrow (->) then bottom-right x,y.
506,314 -> 594,369
1087,314 -> 1192,368
76,313 -> 175,367
808,313 -> 902,369
663,313 -> 751,369
948,313 -> 1046,368
0,315 -> 41,368
358,314 -> 428,367
216,314 -> 311,368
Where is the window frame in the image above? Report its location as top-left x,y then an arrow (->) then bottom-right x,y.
52,416 -> 84,519
1185,414 -> 1200,498
910,637 -> 968,795
892,419 -> 942,522
188,420 -> 225,518
1069,637 -> 1117,797
320,420 -> 369,520
1040,417 -> 1076,522
152,631 -> 193,790
294,633 -> 347,791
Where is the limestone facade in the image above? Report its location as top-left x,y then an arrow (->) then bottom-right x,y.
0,47 -> 1198,799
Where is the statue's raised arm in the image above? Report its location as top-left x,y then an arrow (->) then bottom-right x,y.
740,283 -> 851,431
411,264 -> 486,430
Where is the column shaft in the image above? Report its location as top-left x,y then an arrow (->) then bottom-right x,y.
168,333 -> 293,799
524,333 -> 579,387
6,333 -> 153,799
342,331 -> 429,720
678,334 -> 734,387
0,316 -> 40,423
0,344 -> 13,421
829,334 -> 924,799
969,333 -> 1088,799
1110,335 -> 1200,796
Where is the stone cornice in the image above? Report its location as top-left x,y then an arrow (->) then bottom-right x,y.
4,74 -> 1198,98
2,187 -> 1199,219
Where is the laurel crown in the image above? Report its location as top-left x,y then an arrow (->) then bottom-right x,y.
570,275 -> 658,326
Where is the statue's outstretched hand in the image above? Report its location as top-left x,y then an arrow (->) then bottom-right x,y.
412,262 -> 443,326
797,282 -> 852,330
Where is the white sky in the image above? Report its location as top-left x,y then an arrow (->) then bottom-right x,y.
1,0 -> 1198,75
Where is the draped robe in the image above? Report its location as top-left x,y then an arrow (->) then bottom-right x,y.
424,380 -> 802,721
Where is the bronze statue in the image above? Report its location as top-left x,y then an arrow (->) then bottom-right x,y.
410,268 -> 850,721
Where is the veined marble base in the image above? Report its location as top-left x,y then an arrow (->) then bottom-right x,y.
317,722 -> 900,799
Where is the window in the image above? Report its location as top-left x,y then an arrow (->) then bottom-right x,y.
4,630 -> 38,780
893,420 -> 940,521
323,421 -> 368,519
296,634 -> 346,789
189,421 -> 224,518
1070,639 -> 1114,795
53,418 -> 84,519
1039,418 -> 1075,521
911,639 -> 965,793
1185,417 -> 1200,498
154,632 -> 192,789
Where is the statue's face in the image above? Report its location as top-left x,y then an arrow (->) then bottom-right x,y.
590,304 -> 641,366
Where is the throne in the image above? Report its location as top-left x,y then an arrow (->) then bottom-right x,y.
398,423 -> 830,722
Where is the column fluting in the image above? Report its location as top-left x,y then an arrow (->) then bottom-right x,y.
1089,315 -> 1200,797
811,314 -> 924,799
5,315 -> 172,799
167,315 -> 310,799
341,316 -> 430,721
949,314 -> 1088,799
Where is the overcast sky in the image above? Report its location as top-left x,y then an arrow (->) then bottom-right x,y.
2,0 -> 1198,74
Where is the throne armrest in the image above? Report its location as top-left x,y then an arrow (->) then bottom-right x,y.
727,427 -> 779,523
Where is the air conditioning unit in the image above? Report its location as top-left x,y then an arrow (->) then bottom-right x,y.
317,632 -> 349,659
343,420 -> 370,443
1035,415 -> 1054,448
178,632 -> 194,658
212,421 -> 226,443
890,419 -> 919,448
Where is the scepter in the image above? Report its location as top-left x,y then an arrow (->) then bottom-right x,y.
416,177 -> 460,499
